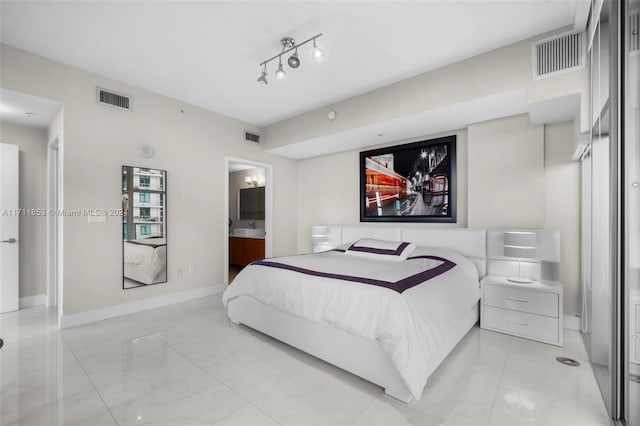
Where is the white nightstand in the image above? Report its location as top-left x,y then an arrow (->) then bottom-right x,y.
481,275 -> 563,346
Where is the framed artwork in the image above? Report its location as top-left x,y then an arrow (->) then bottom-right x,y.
359,135 -> 456,223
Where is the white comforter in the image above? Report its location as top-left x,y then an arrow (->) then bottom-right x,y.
123,240 -> 167,278
222,246 -> 480,400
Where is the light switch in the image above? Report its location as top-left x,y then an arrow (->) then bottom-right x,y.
88,215 -> 106,223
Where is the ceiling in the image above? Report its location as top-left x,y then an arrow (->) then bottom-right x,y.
0,1 -> 588,128
0,89 -> 61,129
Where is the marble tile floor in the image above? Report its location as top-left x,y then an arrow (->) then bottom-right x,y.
0,296 -> 612,426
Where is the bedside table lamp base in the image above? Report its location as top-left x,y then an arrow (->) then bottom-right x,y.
507,258 -> 533,284
507,276 -> 533,284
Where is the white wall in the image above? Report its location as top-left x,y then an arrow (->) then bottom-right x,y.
0,30 -> 585,319
544,121 -> 581,316
0,122 -> 47,299
467,114 -> 545,229
296,129 -> 468,253
264,27 -> 590,151
1,43 -> 298,316
296,115 -> 580,314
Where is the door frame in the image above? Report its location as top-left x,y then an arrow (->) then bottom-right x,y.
46,133 -> 63,325
224,157 -> 273,285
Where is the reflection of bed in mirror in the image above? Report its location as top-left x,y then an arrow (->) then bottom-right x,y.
122,164 -> 168,289
123,237 -> 167,286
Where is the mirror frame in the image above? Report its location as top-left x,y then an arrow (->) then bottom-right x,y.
122,165 -> 168,289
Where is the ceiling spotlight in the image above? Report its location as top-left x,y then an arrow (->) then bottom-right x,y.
312,38 -> 324,61
288,50 -> 300,68
257,33 -> 323,84
275,58 -> 286,79
257,65 -> 268,84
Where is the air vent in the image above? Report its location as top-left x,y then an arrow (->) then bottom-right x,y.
97,87 -> 132,110
532,32 -> 585,80
631,11 -> 640,52
244,131 -> 260,143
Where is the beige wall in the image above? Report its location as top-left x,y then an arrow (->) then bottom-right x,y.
264,27 -> 590,151
296,129 -> 468,253
1,44 -> 298,316
468,115 -> 545,229
296,115 -> 580,315
0,122 -> 48,298
544,122 -> 581,316
0,36 -> 582,318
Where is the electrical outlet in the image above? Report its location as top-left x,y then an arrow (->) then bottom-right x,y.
187,266 -> 194,276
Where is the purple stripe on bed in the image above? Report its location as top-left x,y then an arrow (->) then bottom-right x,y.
252,255 -> 456,293
347,241 -> 411,256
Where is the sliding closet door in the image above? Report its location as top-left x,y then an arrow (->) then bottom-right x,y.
581,150 -> 592,336
586,4 -> 616,414
592,135 -> 614,412
625,1 -> 640,424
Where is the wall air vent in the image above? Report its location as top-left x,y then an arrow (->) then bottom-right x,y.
97,87 -> 132,110
631,10 -> 640,52
532,31 -> 585,80
244,130 -> 261,143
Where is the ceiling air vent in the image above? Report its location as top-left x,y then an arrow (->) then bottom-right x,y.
631,10 -> 640,52
532,31 -> 585,80
244,130 -> 261,143
97,87 -> 132,111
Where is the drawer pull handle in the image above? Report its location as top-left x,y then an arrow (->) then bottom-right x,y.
507,297 -> 529,303
508,319 -> 529,326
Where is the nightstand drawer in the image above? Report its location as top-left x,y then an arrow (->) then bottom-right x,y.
484,284 -> 558,318
483,306 -> 559,343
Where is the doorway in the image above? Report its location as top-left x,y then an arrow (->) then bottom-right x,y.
47,135 -> 61,316
224,157 -> 272,285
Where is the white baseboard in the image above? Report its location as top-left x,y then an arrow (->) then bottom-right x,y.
19,294 -> 47,309
563,314 -> 581,331
60,284 -> 225,329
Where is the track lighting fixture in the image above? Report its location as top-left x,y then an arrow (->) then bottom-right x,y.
275,57 -> 286,79
257,33 -> 323,84
312,38 -> 324,61
288,49 -> 300,68
257,64 -> 268,84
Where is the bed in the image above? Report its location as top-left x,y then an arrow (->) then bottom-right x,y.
223,227 -> 486,403
123,237 -> 167,285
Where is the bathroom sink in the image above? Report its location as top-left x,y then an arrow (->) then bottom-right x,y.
233,228 -> 265,237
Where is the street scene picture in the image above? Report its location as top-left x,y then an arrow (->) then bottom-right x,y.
360,136 -> 456,222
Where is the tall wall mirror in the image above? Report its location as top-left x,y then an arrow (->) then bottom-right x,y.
122,166 -> 167,289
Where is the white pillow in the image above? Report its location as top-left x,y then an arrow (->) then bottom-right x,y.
344,238 -> 416,262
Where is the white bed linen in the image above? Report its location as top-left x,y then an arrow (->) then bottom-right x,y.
123,241 -> 167,280
223,246 -> 480,399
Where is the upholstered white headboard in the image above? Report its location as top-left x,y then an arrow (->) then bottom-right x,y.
400,229 -> 487,277
317,225 -> 487,278
312,225 -> 560,283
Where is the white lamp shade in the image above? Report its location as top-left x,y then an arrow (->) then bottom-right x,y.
504,245 -> 536,258
503,231 -> 536,259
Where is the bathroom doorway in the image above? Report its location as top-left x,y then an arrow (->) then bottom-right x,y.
224,157 -> 272,285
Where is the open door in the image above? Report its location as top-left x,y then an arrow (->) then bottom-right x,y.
0,143 -> 19,313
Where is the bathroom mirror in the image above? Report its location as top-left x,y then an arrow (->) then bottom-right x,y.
122,166 -> 167,289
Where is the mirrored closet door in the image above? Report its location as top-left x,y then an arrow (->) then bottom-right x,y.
625,0 -> 640,424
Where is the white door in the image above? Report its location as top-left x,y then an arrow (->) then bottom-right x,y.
0,143 -> 19,313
